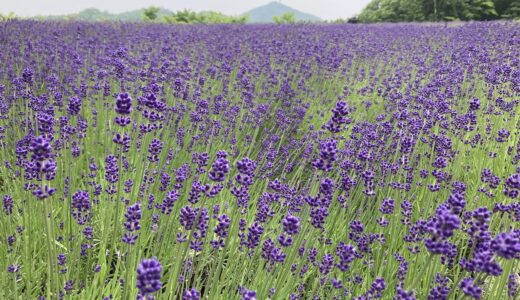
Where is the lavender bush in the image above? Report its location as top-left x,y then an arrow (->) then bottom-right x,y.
0,20 -> 519,299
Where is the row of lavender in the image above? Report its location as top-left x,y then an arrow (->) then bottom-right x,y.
0,20 -> 519,299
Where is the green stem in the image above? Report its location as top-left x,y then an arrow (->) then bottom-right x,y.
43,198 -> 56,299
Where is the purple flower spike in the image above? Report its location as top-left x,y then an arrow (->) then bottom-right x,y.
115,92 -> 132,115
282,215 -> 300,235
209,156 -> 230,182
459,277 -> 482,299
491,231 -> 520,259
136,257 -> 162,298
183,288 -> 200,300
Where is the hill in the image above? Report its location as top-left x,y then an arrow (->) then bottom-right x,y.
245,2 -> 321,23
41,7 -> 174,22
35,3 -> 322,23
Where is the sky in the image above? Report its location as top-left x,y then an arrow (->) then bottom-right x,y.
1,0 -> 372,20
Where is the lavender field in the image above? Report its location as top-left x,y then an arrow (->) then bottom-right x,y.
0,20 -> 519,299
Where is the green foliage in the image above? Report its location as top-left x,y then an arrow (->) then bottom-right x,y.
273,12 -> 296,24
358,0 -> 518,22
142,6 -> 160,21
163,9 -> 248,24
330,18 -> 348,23
35,7 -> 246,23
0,12 -> 17,21
459,0 -> 498,20
501,0 -> 520,19
163,9 -> 200,24
200,11 -> 249,24
358,0 -> 424,22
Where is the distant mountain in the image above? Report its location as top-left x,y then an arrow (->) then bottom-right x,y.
245,2 -> 321,23
41,7 -> 174,22
35,2 -> 322,23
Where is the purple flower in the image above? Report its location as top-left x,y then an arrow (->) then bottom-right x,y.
71,190 -> 91,225
425,206 -> 460,240
236,157 -> 257,176
235,157 -> 256,186
147,139 -> 163,163
136,257 -> 162,297
491,231 -> 520,259
245,221 -> 264,250
324,100 -> 350,133
180,205 -> 197,231
22,66 -> 33,84
496,128 -> 510,142
395,285 -> 416,300
3,195 -> 13,215
335,242 -> 356,271
504,173 -> 520,199
208,156 -> 230,182
379,198 -> 395,214
446,192 -> 466,214
282,215 -> 300,235
195,208 -> 210,239
312,139 -> 338,171
83,226 -> 94,240
122,202 -> 141,244
114,116 -> 131,127
124,202 -> 142,232
33,185 -> 57,200
508,274 -> 519,297
350,220 -> 364,233
368,277 -> 386,298
428,274 -> 450,300
240,287 -> 257,300
57,253 -> 66,266
277,233 -> 293,247
459,277 -> 482,299
160,189 -> 179,215
115,92 -> 132,115
104,155 -> 119,184
319,253 -> 334,276
214,214 -> 231,238
331,278 -> 343,289
183,288 -> 200,300
30,135 -> 53,162
8,264 -> 20,273
469,98 -> 480,110
67,97 -> 82,116
310,207 -> 329,229
112,133 -> 131,152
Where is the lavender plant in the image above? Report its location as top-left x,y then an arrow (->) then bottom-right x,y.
0,20 -> 518,299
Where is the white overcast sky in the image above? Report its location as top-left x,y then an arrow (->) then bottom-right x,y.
1,0 -> 371,20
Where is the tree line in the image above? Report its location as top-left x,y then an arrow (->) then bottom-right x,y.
142,7 -> 305,24
142,7 -> 248,24
356,0 -> 520,22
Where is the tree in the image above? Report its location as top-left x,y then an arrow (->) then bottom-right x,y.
74,8 -> 111,22
0,12 -> 18,21
273,12 -> 296,24
358,0 -> 424,22
164,9 -> 200,24
231,15 -> 249,24
459,0 -> 498,20
142,6 -> 160,21
358,0 -> 385,22
199,11 -> 248,24
499,0 -> 520,19
163,9 -> 248,24
357,0 -> 511,22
